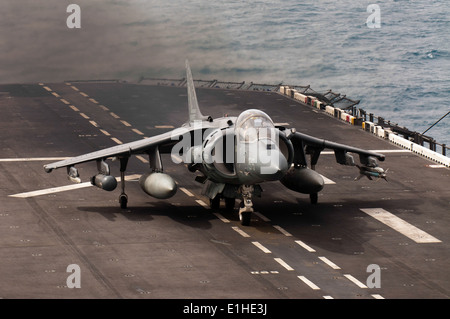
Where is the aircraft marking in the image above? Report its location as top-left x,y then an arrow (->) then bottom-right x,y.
360,208 -> 441,243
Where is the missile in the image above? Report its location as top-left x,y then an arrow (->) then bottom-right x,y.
355,165 -> 387,181
91,174 -> 118,191
139,172 -> 177,199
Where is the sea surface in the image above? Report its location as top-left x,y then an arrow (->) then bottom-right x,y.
1,0 -> 448,147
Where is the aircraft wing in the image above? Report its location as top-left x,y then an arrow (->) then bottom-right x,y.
44,127 -> 189,173
289,130 -> 385,167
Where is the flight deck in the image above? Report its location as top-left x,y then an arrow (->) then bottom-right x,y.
0,81 -> 448,300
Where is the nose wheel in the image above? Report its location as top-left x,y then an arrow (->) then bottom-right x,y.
239,185 -> 254,226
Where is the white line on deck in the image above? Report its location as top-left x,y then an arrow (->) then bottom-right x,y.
79,113 -> 90,119
120,120 -> 132,127
89,121 -> 99,127
213,213 -> 230,223
295,240 -> 316,252
111,137 -> 123,145
195,199 -> 210,209
88,98 -> 99,104
360,208 -> 441,243
69,105 -> 79,112
232,226 -> 250,238
180,187 -> 195,197
344,274 -> 368,288
9,174 -> 141,198
155,125 -> 175,129
99,129 -> 110,136
110,112 -> 120,119
51,92 -> 60,98
273,225 -> 292,236
253,211 -> 271,222
298,276 -> 320,290
136,155 -> 149,164
79,92 -> 89,97
60,99 -> 70,105
252,241 -> 272,253
132,128 -> 144,135
274,258 -> 294,271
318,256 -> 341,270
371,294 -> 385,299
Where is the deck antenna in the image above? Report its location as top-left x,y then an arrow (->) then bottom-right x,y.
421,110 -> 450,136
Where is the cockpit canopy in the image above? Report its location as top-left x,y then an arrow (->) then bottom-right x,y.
235,109 -> 275,143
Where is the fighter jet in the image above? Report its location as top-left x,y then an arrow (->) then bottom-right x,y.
44,60 -> 386,226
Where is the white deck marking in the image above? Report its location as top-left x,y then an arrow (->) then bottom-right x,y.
195,199 -> 210,209
99,129 -> 110,136
120,120 -> 132,127
69,105 -> 80,112
253,211 -> 271,222
79,112 -> 90,119
79,92 -> 89,97
318,256 -> 341,270
132,128 -> 145,135
273,225 -> 292,236
89,121 -> 99,127
136,155 -> 149,164
155,125 -> 175,129
344,274 -> 368,288
9,174 -> 141,198
274,258 -> 294,271
110,112 -> 120,119
295,240 -> 316,253
51,92 -> 60,98
110,137 -> 123,145
371,294 -> 385,299
298,276 -> 320,290
180,187 -> 195,197
213,213 -> 230,223
60,98 -> 70,105
252,241 -> 272,254
360,208 -> 441,243
232,226 -> 250,238
0,157 -> 69,162
88,98 -> 99,104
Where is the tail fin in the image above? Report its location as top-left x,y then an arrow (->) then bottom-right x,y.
186,59 -> 208,123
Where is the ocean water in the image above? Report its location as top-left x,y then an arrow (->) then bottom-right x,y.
1,0 -> 448,147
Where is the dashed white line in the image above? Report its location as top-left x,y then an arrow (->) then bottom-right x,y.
70,86 -> 79,91
344,274 -> 368,288
360,208 -> 441,243
253,211 -> 271,222
69,105 -> 80,112
132,128 -> 144,135
298,276 -> 320,290
89,121 -> 99,128
110,137 -> 123,145
60,98 -> 70,105
51,92 -> 60,98
274,258 -> 294,271
274,225 -> 292,236
180,187 -> 195,197
252,241 -> 272,254
371,294 -> 385,299
120,120 -> 132,127
110,112 -> 120,119
79,92 -> 89,97
99,129 -> 110,136
155,125 -> 175,129
213,213 -> 230,223
232,226 -> 250,238
195,199 -> 210,209
295,240 -> 316,253
136,155 -> 149,164
89,98 -> 99,104
79,113 -> 90,119
99,105 -> 109,111
323,296 -> 334,299
318,256 -> 341,270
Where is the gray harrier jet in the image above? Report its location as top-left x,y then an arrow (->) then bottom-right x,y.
44,61 -> 386,225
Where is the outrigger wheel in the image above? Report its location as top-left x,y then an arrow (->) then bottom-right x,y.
119,193 -> 128,209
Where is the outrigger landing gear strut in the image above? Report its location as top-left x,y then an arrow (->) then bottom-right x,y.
119,157 -> 129,209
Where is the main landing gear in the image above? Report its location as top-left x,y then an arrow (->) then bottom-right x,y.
238,185 -> 254,226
